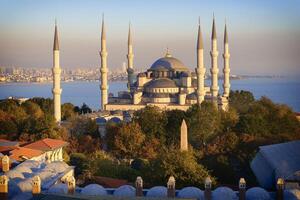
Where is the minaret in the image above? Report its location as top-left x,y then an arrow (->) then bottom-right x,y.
52,21 -> 62,122
210,15 -> 219,99
223,23 -> 230,97
196,18 -> 206,105
100,16 -> 108,110
127,23 -> 134,91
180,119 -> 188,151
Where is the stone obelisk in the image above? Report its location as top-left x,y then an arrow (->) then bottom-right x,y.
180,119 -> 188,151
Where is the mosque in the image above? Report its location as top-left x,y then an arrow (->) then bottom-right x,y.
50,17 -> 231,122
100,17 -> 231,111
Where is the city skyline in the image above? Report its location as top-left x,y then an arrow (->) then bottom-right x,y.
0,0 -> 300,76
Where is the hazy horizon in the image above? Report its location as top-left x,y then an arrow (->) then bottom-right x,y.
1,0 -> 300,76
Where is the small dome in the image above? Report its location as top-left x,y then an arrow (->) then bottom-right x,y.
181,71 -> 191,77
81,184 -> 107,196
186,92 -> 197,100
48,183 -> 68,194
178,187 -> 204,200
284,189 -> 300,200
96,117 -> 107,124
44,161 -> 69,173
14,165 -> 32,174
150,56 -> 188,72
38,170 -> 55,181
109,117 -> 122,124
6,170 -> 25,179
146,186 -> 167,197
212,187 -> 237,200
17,179 -> 33,193
114,185 -> 136,197
145,78 -> 177,89
246,187 -> 271,200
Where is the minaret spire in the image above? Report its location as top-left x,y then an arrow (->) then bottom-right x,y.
52,21 -> 62,122
223,22 -> 230,98
196,18 -> 206,105
210,14 -> 219,102
100,14 -> 108,110
127,22 -> 134,91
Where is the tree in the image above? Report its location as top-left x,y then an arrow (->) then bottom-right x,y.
142,146 -> 214,188
229,90 -> 255,114
69,153 -> 90,176
81,103 -> 92,114
62,103 -> 77,120
186,102 -> 221,148
21,101 -> 44,118
28,98 -> 53,115
133,106 -> 167,142
164,109 -> 186,145
113,122 -> 145,159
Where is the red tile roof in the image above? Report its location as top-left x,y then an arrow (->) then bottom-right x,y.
23,138 -> 68,151
9,147 -> 44,161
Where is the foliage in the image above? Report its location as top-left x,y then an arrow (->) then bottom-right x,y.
164,109 -> 186,145
186,102 -> 221,148
142,146 -> 214,188
69,153 -> 90,176
61,103 -> 77,120
112,122 -> 145,159
133,106 -> 167,142
229,90 -> 255,113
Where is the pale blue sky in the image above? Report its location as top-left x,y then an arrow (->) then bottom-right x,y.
0,0 -> 300,75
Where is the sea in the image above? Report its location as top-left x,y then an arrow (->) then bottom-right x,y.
0,78 -> 299,112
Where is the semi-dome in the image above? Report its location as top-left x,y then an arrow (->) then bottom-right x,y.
284,189 -> 300,200
150,56 -> 188,72
246,187 -> 271,200
114,185 -> 136,197
145,78 -> 177,89
212,187 -> 237,200
146,186 -> 167,197
178,187 -> 204,200
81,184 -> 107,196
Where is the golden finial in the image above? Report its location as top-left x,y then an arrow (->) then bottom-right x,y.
165,46 -> 172,57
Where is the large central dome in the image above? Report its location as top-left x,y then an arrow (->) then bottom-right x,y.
150,53 -> 189,72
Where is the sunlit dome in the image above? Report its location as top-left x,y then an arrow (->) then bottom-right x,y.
246,187 -> 271,200
212,187 -> 237,200
150,53 -> 188,72
178,187 -> 204,200
145,78 -> 177,89
81,184 -> 107,196
114,185 -> 136,197
146,186 -> 167,197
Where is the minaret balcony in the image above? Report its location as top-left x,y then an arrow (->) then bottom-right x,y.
52,68 -> 61,74
52,88 -> 62,95
210,51 -> 219,57
210,68 -> 219,74
100,68 -> 108,73
100,51 -> 108,57
223,54 -> 230,59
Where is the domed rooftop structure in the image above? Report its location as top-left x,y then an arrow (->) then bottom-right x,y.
212,187 -> 237,200
145,78 -> 177,89
284,189 -> 300,200
48,183 -> 68,194
178,187 -> 204,200
146,186 -> 167,197
150,51 -> 188,72
81,184 -> 107,196
114,185 -> 136,197
246,187 -> 271,200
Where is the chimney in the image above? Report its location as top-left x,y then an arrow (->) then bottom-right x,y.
67,176 -> 76,194
135,176 -> 143,196
0,175 -> 8,200
238,178 -> 246,200
32,176 -> 41,195
276,178 -> 284,200
167,176 -> 176,198
1,156 -> 10,172
204,177 -> 212,200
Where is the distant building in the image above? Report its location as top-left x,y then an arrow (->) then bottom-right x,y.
0,138 -> 68,163
251,140 -> 300,189
100,17 -> 231,111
